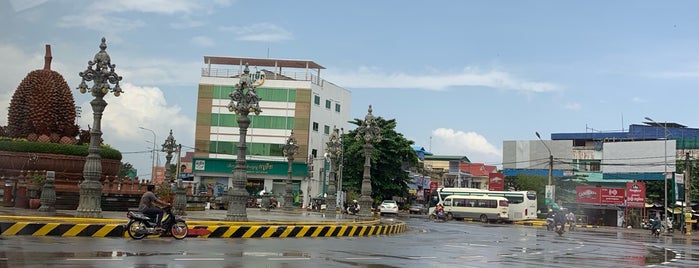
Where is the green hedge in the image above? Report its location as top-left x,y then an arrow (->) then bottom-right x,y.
0,138 -> 122,160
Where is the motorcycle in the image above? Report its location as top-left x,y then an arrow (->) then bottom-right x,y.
546,218 -> 555,231
346,204 -> 360,215
126,205 -> 188,240
555,222 -> 565,236
429,208 -> 448,222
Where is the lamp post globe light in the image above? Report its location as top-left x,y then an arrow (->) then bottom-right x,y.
162,129 -> 186,215
355,105 -> 382,220
325,127 -> 342,213
75,37 -> 124,218
535,132 -> 554,208
225,63 -> 264,221
645,117 -> 670,225
283,130 -> 299,211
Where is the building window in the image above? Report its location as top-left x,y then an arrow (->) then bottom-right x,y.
325,100 -> 331,109
311,149 -> 318,158
324,125 -> 330,135
335,103 -> 341,112
314,95 -> 320,105
312,122 -> 319,132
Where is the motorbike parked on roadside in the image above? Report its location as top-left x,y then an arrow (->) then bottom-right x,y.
126,205 -> 188,240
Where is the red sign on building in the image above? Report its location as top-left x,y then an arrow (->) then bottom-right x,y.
488,172 -> 505,191
576,186 -> 600,204
600,187 -> 625,205
429,181 -> 439,191
626,182 -> 646,208
576,186 -> 625,205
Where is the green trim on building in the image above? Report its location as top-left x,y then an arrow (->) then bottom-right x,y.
210,114 -> 295,129
209,141 -> 286,157
212,86 -> 297,102
192,157 -> 309,177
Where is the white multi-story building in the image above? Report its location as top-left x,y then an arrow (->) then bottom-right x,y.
192,56 -> 351,208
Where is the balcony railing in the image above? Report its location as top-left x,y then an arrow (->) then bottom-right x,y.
201,68 -> 323,86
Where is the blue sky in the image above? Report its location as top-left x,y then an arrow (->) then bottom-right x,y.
2,0 -> 698,180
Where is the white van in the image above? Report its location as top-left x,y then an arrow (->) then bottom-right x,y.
442,195 -> 509,223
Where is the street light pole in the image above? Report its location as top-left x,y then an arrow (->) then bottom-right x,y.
306,154 -> 314,209
162,129 -> 185,215
75,37 -> 124,218
325,127 -> 342,213
283,130 -> 299,211
645,117 -> 669,226
536,132 -> 554,207
355,105 -> 382,220
225,63 -> 263,221
139,127 -> 157,181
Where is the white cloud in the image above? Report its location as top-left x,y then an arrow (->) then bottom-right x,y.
430,128 -> 502,165
58,13 -> 146,36
648,70 -> 699,79
86,0 -> 203,15
77,83 -> 195,179
631,97 -> 647,103
564,102 -> 581,110
9,0 -> 48,12
324,66 -> 558,92
191,36 -> 215,47
220,23 -> 293,42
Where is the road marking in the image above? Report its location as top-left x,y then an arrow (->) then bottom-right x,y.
268,257 -> 311,261
66,258 -> 123,261
174,258 -> 225,261
345,257 -> 381,260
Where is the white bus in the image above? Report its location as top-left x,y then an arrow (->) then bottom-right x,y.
430,187 -> 538,221
442,195 -> 509,223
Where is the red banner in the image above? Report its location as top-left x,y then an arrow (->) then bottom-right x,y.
600,187 -> 625,205
576,186 -> 625,205
488,172 -> 505,191
626,182 -> 646,208
429,181 -> 439,191
576,186 -> 600,204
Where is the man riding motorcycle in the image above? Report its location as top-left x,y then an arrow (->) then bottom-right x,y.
554,208 -> 567,233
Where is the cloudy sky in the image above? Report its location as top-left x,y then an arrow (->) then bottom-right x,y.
2,0 -> 699,179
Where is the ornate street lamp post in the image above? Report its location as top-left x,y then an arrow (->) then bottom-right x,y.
306,154 -> 314,209
76,37 -> 123,218
225,63 -> 264,221
355,106 -> 382,220
162,129 -> 186,215
325,127 -> 342,213
283,131 -> 299,211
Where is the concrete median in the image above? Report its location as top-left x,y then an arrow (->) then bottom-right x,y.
0,215 -> 407,238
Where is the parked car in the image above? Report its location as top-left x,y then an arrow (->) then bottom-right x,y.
379,200 -> 399,215
409,202 -> 428,215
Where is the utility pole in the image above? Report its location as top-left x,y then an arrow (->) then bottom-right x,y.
685,152 -> 691,235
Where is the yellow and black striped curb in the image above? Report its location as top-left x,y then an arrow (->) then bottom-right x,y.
0,216 -> 407,238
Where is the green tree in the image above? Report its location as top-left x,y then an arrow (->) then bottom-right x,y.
341,117 -> 417,206
118,162 -> 134,179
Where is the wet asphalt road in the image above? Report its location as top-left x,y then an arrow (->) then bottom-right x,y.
1,216 -> 698,267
